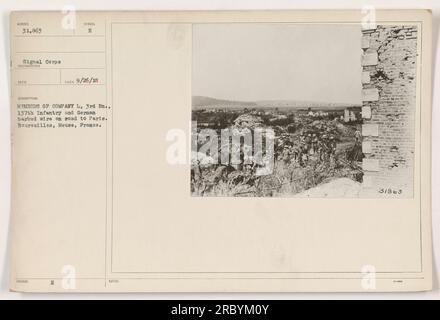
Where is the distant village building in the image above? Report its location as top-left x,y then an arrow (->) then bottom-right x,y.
344,107 -> 360,122
307,110 -> 329,118
344,109 -> 349,122
349,111 -> 356,122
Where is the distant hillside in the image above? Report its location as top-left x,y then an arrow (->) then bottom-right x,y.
192,96 -> 360,110
192,96 -> 257,108
256,100 -> 359,109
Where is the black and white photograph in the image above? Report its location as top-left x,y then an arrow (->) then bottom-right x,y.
191,23 -> 418,198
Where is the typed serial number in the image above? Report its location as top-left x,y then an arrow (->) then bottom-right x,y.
215,304 -> 269,316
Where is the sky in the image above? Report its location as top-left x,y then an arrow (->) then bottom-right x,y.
192,23 -> 362,105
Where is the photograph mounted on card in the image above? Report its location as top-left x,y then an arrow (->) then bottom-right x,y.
9,10 -> 432,293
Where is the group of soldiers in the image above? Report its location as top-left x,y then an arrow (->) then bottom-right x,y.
278,131 -> 338,167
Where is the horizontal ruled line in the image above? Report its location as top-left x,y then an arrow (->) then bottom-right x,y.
13,67 -> 105,70
15,51 -> 105,54
15,276 -> 426,280
16,83 -> 106,86
14,35 -> 104,38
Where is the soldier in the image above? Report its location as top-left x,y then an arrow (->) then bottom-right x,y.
319,134 -> 327,161
292,146 -> 300,163
329,135 -> 337,160
282,146 -> 290,165
311,134 -> 318,155
354,127 -> 362,144
317,137 -> 325,161
305,133 -> 312,154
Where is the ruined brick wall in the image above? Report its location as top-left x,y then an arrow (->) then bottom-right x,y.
360,25 -> 418,197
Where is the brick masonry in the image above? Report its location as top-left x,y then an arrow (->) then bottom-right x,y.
360,25 -> 417,197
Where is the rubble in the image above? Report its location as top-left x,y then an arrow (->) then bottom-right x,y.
294,177 -> 362,198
